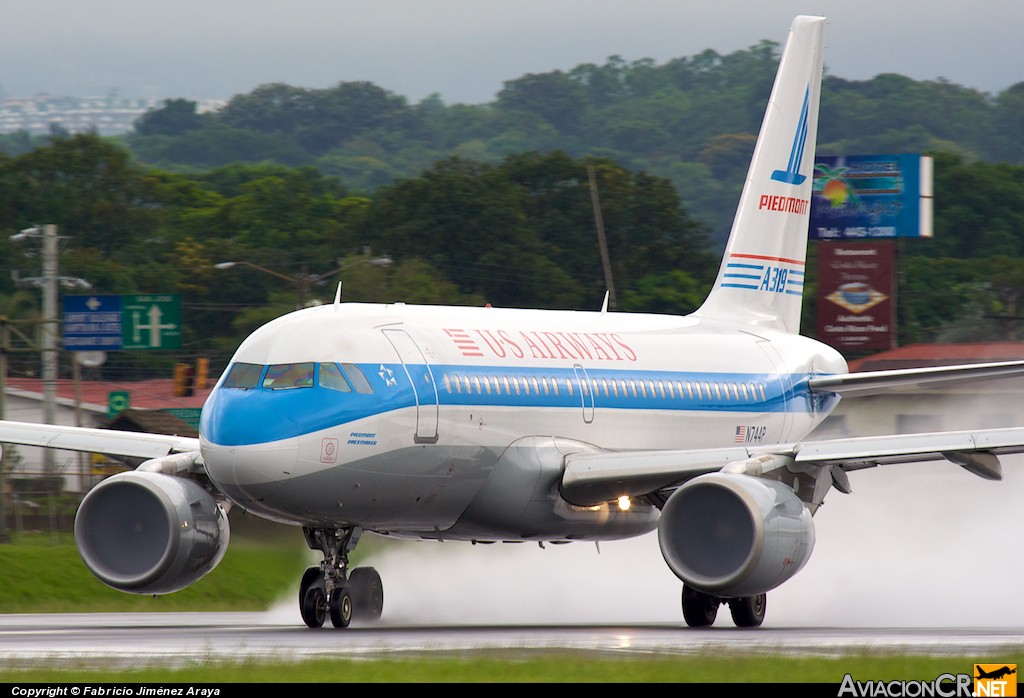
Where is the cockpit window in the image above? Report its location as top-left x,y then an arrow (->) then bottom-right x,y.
262,362 -> 315,390
222,362 -> 264,389
319,363 -> 352,392
341,363 -> 374,394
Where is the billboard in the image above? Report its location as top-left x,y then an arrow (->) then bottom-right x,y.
816,241 -> 896,351
810,154 -> 932,240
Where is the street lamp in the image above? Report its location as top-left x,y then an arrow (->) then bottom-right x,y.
215,256 -> 393,308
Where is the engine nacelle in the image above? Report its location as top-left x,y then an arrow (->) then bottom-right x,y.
657,472 -> 814,597
74,471 -> 230,595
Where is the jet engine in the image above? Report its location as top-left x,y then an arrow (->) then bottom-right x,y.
657,472 -> 814,597
74,470 -> 230,595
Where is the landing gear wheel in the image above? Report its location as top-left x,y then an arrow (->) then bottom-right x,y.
301,586 -> 327,628
299,566 -> 322,607
728,594 -> 766,628
682,585 -> 719,627
329,588 -> 353,628
349,567 -> 384,622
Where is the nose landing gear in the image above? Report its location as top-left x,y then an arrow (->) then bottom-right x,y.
299,526 -> 384,629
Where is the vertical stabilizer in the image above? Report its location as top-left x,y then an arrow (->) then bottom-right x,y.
693,16 -> 825,333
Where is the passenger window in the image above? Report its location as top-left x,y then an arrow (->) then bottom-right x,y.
341,363 -> 374,394
263,363 -> 315,390
319,363 -> 352,392
223,362 -> 264,389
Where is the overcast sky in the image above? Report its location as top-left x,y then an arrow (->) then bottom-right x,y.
3,1 -> 1022,104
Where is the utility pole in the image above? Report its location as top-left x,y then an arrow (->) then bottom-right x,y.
0,315 -> 9,542
587,165 -> 617,311
41,224 -> 58,476
10,224 -> 61,476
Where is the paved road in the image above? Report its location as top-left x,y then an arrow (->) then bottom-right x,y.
1,612 -> 1022,669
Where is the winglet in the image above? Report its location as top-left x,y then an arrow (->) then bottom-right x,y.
692,16 -> 826,334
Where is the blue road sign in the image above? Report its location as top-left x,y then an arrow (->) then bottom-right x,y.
63,295 -> 123,351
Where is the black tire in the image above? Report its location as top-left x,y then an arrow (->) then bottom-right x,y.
349,567 -> 384,622
301,586 -> 327,629
728,594 -> 767,628
299,566 -> 321,607
682,585 -> 718,627
329,588 -> 353,628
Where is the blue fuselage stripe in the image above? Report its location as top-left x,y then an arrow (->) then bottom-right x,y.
202,361 -> 822,446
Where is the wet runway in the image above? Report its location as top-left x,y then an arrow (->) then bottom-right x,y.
1,612 -> 1022,669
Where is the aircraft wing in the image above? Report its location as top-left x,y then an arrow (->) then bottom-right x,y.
0,420 -> 201,462
560,426 -> 1024,507
807,360 -> 1024,396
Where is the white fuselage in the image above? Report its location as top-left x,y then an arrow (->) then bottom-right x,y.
199,302 -> 847,539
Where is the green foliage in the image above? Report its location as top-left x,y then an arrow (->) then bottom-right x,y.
118,42 -> 1024,246
2,51 -> 1024,370
0,653 -> 991,683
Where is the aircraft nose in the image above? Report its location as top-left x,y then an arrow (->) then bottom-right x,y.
201,387 -> 305,446
200,387 -> 302,490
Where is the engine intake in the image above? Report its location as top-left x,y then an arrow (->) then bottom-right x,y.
74,471 -> 230,595
658,472 -> 814,597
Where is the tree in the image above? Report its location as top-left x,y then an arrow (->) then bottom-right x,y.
497,71 -> 588,136
134,99 -> 206,136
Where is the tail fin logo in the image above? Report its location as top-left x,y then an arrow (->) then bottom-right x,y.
771,85 -> 810,185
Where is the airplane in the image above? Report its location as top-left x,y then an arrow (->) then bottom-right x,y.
3,15 -> 1024,630
976,667 -> 1017,681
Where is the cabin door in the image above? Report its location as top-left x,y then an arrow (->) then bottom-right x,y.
382,328 -> 439,443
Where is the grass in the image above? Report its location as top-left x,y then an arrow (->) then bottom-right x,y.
0,653 -> 1012,683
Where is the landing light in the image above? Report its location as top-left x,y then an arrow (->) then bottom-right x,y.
617,496 -> 631,511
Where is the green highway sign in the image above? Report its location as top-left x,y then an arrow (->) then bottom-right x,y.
121,294 -> 181,350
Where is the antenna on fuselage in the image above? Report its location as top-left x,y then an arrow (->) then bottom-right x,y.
600,291 -> 610,314
334,282 -> 342,309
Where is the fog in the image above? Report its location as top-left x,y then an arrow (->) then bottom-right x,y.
268,457 -> 1024,628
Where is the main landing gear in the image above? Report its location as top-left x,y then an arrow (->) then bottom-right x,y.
299,526 -> 384,629
681,584 -> 766,628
